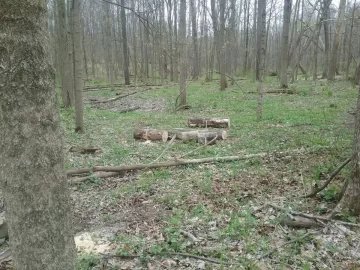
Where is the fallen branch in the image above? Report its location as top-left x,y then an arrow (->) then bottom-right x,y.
303,157 -> 352,198
89,87 -> 156,104
152,135 -> 177,163
180,136 -> 218,158
117,106 -> 140,113
66,148 -> 306,177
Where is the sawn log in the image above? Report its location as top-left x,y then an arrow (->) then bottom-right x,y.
188,118 -> 230,128
134,128 -> 169,142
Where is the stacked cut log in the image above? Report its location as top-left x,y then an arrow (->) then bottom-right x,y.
171,128 -> 228,145
188,118 -> 230,128
133,128 -> 168,142
133,118 -> 230,144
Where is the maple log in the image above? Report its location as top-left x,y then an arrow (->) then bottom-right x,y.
171,128 -> 228,142
188,118 -> 230,128
133,128 -> 168,142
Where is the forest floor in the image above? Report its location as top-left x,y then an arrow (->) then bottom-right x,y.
63,75 -> 358,269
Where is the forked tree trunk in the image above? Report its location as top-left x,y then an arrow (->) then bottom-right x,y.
0,1 -> 76,269
280,0 -> 292,88
178,0 -> 187,107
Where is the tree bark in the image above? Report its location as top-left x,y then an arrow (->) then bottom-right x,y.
179,0 -> 187,107
280,0 -> 292,88
327,0 -> 346,81
0,1 -> 76,269
73,0 -> 84,133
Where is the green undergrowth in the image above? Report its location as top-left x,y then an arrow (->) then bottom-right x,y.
69,76 -> 356,269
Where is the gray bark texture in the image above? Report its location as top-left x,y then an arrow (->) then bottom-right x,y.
0,0 -> 76,269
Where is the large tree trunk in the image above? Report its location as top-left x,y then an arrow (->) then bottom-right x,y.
345,1 -> 356,80
280,0 -> 292,88
0,1 -> 76,269
336,85 -> 360,214
57,0 -> 75,107
120,0 -> 130,85
178,0 -> 187,107
327,0 -> 346,81
73,0 -> 84,133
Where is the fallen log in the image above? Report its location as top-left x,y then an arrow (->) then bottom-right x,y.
66,148 -> 306,177
188,118 -> 230,128
171,128 -> 228,142
134,128 -> 168,142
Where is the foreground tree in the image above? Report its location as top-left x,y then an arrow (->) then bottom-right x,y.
0,0 -> 76,269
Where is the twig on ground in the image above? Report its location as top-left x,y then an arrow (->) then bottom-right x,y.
180,136 -> 218,159
71,172 -> 122,184
303,157 -> 352,198
152,135 -> 177,163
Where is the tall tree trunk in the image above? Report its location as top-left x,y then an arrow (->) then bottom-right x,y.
219,0 -> 227,90
173,0 -> 178,82
73,0 -> 84,133
322,0 -> 331,79
179,0 -> 187,107
57,0 -> 74,107
280,0 -> 292,88
345,0 -> 356,80
257,0 -> 267,121
131,1 -> 137,82
167,0 -> 174,81
327,0 -> 346,81
243,0 -> 250,74
120,0 -> 130,85
0,1 -> 76,269
104,3 -> 115,90
190,0 -> 199,79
